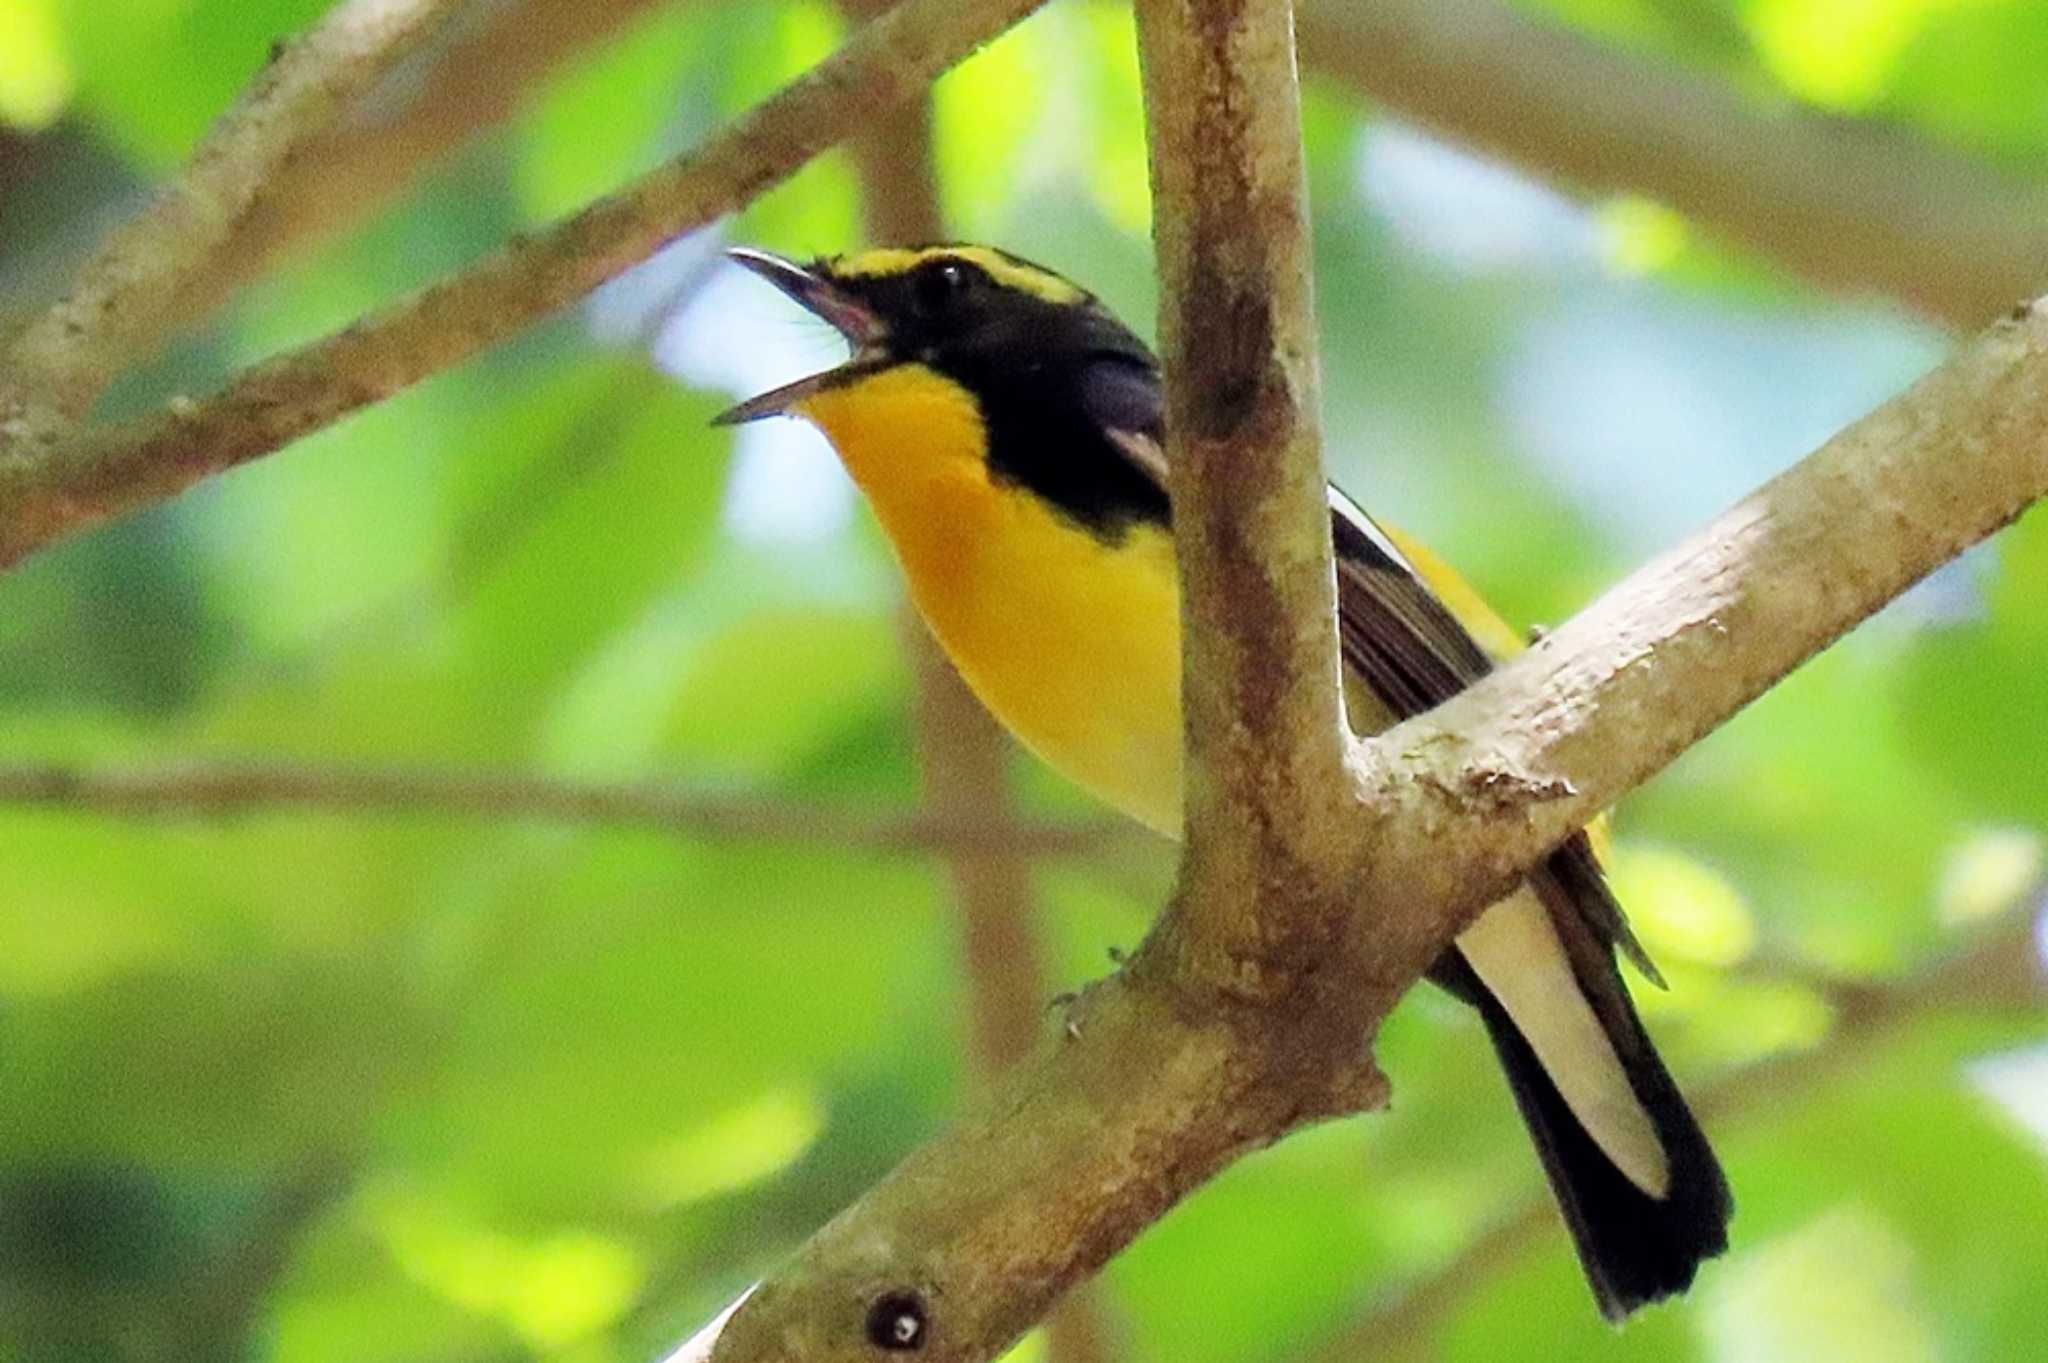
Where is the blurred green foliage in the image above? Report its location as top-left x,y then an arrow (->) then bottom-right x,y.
3,2 -> 2046,1361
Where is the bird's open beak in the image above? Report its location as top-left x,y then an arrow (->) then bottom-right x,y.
713,248 -> 885,425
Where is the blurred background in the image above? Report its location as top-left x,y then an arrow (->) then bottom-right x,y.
2,1 -> 2046,1360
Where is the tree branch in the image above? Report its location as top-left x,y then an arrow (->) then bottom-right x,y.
1349,298 -> 2048,923
1300,913 -> 2047,1363
1136,0 -> 1359,1005
1295,0 -> 2048,329
0,758 -> 1128,857
0,0 -> 461,441
0,0 -> 1049,571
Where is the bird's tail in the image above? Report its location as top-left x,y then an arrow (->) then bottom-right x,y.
1464,956 -> 1732,1320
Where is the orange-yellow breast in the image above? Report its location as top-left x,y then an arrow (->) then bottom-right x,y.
793,363 -> 1542,844
799,365 -> 1187,835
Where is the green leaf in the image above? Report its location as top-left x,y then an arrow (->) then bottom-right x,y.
654,606 -> 906,775
450,360 -> 732,731
1884,0 -> 2048,158
514,3 -> 709,221
0,0 -> 74,128
395,836 -> 944,1215
1895,506 -> 2048,827
3,954 -> 434,1165
1630,639 -> 1969,970
55,0 -> 331,168
1112,1124 -> 1390,1363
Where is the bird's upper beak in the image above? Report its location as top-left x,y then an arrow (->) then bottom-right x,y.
713,248 -> 885,425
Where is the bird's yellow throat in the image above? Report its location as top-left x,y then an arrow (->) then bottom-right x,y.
799,365 -> 1187,835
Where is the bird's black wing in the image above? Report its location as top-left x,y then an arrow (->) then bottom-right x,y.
1323,486 -> 1657,983
1080,352 -> 1649,974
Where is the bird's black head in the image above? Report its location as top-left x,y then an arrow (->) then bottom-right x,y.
717,245 -> 1150,418
719,245 -> 1170,536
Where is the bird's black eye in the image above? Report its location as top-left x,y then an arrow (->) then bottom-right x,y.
913,259 -> 970,315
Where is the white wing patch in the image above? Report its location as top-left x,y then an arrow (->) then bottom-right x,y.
1460,890 -> 1672,1199
1328,483 -> 1422,579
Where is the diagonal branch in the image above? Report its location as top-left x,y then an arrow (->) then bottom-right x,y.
1296,0 -> 2048,329
0,0 -> 1050,571
0,0 -> 462,441
1350,298 -> 2048,925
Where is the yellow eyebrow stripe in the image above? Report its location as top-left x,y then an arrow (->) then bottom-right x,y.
829,246 -> 1086,305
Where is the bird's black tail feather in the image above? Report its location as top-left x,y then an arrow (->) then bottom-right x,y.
1468,977 -> 1732,1320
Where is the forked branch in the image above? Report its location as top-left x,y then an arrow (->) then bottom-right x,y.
671,31 -> 2048,1363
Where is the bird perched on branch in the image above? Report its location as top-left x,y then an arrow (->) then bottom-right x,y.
719,243 -> 1731,1320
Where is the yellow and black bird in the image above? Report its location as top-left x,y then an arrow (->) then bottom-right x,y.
718,243 -> 1732,1319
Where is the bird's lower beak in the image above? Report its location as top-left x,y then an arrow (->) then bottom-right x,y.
713,248 -> 885,426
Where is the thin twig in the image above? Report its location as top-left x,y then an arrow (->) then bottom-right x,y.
0,759 -> 1132,857
1297,914 -> 2046,1363
1296,0 -> 2048,328
0,0 -> 1049,570
0,0 -> 462,441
